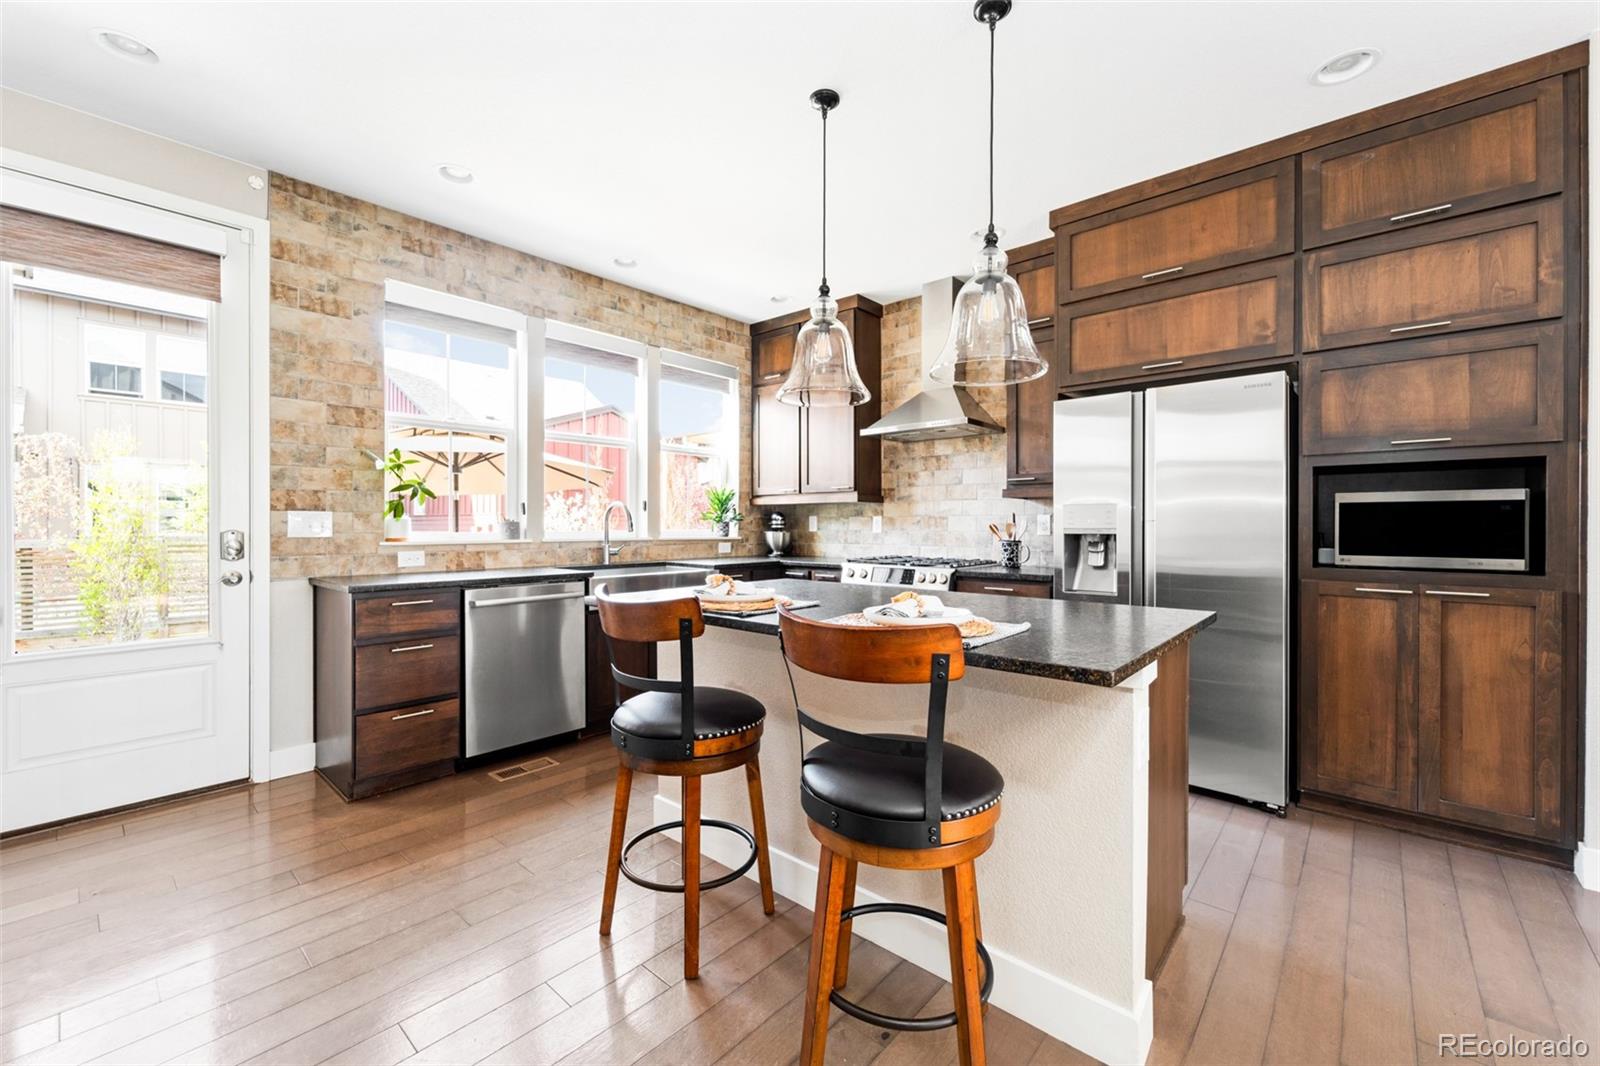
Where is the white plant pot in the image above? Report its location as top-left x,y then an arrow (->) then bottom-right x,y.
383,514 -> 411,542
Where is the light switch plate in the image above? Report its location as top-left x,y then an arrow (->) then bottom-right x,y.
396,550 -> 426,568
717,542 -> 732,554
286,510 -> 333,538
1037,513 -> 1051,535
872,516 -> 883,534
808,515 -> 818,533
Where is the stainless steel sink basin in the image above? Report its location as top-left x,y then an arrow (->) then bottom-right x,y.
581,566 -> 711,603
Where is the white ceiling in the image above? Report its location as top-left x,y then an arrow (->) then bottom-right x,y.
3,2 -> 1596,323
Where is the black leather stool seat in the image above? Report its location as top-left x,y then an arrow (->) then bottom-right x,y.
612,687 -> 766,742
802,735 -> 1004,822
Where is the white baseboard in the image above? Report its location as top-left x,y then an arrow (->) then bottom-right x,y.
1576,842 -> 1600,892
268,742 -> 316,780
654,793 -> 1153,1065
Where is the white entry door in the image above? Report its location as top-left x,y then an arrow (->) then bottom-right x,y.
0,172 -> 254,832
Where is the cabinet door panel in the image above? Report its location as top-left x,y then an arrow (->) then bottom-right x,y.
1418,586 -> 1563,840
1060,159 -> 1294,302
753,383 -> 800,497
1006,328 -> 1056,496
1299,581 -> 1418,809
1303,79 -> 1563,247
1013,260 -> 1057,326
754,327 -> 796,385
1061,259 -> 1294,386
802,404 -> 856,494
1302,324 -> 1564,454
1302,199 -> 1564,351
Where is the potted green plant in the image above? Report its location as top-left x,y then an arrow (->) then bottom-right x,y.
382,448 -> 435,542
700,487 -> 744,538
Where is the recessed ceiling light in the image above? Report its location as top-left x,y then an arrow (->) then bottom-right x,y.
94,28 -> 158,63
613,257 -> 638,269
769,294 -> 790,303
437,164 -> 474,184
1312,48 -> 1380,86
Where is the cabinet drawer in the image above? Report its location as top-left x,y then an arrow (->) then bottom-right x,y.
354,634 -> 459,711
1061,259 -> 1294,386
1303,78 -> 1564,247
353,589 -> 460,641
1303,324 -> 1564,454
952,577 -> 1052,599
754,327 -> 797,385
356,698 -> 460,779
1059,159 -> 1294,302
1302,199 -> 1564,352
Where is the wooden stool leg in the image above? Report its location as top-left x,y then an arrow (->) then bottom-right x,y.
681,775 -> 702,980
744,759 -> 777,916
943,861 -> 987,1066
801,844 -> 848,1066
598,762 -> 633,936
832,859 -> 858,990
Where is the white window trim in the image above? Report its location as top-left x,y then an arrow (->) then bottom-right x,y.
654,346 -> 740,540
81,319 -> 147,398
382,280 -> 527,542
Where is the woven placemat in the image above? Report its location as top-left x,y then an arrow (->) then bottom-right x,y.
701,598 -> 822,617
823,613 -> 1030,649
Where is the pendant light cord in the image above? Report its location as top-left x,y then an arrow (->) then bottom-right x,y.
985,14 -> 997,247
820,103 -> 829,296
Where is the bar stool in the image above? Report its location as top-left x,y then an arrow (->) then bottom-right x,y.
594,586 -> 776,980
777,606 -> 1002,1066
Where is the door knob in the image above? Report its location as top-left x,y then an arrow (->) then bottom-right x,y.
221,571 -> 244,586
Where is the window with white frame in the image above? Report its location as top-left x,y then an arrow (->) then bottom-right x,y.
82,319 -> 208,403
155,334 -> 207,404
382,282 -> 525,539
658,350 -> 739,536
540,326 -> 644,539
83,322 -> 146,397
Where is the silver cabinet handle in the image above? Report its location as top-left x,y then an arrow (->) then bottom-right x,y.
390,643 -> 435,653
1389,203 -> 1453,223
390,708 -> 436,721
1390,320 -> 1452,334
1354,587 -> 1413,595
1007,476 -> 1039,483
1026,316 -> 1054,328
390,599 -> 435,607
1424,590 -> 1491,598
982,586 -> 1017,593
1140,266 -> 1184,280
1141,360 -> 1184,371
761,372 -> 783,381
469,592 -> 585,607
1390,436 -> 1453,446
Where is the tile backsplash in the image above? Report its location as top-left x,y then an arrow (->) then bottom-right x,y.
781,297 -> 1053,566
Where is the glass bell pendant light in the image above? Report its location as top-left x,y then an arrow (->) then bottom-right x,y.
777,88 -> 870,408
928,0 -> 1048,388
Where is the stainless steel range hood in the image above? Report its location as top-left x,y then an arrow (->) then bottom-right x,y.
861,279 -> 1002,442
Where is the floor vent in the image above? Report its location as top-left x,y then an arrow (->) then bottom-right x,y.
488,756 -> 559,782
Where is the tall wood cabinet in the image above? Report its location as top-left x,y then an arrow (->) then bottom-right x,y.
1003,239 -> 1057,500
749,296 -> 883,505
1041,44 -> 1585,861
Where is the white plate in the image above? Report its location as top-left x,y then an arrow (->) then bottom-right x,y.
862,604 -> 974,628
695,586 -> 775,603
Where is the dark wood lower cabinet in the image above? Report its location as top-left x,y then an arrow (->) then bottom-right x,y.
584,609 -> 657,735
1299,579 -> 1569,849
951,575 -> 1053,599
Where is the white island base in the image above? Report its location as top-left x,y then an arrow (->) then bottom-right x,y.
652,624 -> 1191,1065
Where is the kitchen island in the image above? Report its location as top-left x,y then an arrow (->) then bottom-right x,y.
650,578 -> 1213,1064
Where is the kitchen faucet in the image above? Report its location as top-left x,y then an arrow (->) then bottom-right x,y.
601,501 -> 634,563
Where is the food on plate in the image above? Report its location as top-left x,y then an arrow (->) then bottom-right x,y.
889,591 -> 927,615
957,617 -> 997,638
705,573 -> 735,591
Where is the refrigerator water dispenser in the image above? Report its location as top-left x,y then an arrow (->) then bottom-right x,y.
1059,502 -> 1119,595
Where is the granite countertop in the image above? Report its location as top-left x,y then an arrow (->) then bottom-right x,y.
309,567 -> 592,594
675,555 -> 844,569
700,579 -> 1214,688
957,564 -> 1056,583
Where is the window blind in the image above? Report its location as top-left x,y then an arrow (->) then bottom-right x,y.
0,206 -> 221,302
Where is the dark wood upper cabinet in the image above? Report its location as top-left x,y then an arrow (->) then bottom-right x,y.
1011,253 -> 1056,327
1417,586 -> 1563,841
1302,78 -> 1564,248
1003,240 -> 1057,499
749,297 -> 882,504
753,382 -> 801,497
1057,159 -> 1294,303
1060,258 -> 1294,387
1298,581 -> 1419,811
1302,198 -> 1565,352
1302,324 -> 1565,455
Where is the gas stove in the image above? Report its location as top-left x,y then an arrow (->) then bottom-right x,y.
840,555 -> 991,589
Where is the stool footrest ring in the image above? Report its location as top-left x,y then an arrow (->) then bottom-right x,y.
827,902 -> 993,1032
619,819 -> 757,893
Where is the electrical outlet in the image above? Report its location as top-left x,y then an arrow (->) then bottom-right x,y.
397,550 -> 426,568
808,515 -> 818,533
872,515 -> 883,534
717,542 -> 732,554
286,510 -> 333,538
1037,513 -> 1051,536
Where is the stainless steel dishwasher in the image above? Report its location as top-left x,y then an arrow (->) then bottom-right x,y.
463,581 -> 586,757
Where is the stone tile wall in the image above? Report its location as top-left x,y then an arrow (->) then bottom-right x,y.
782,297 -> 1053,566
267,175 -> 761,578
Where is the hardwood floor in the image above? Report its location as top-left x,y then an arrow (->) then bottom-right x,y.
0,738 -> 1593,1065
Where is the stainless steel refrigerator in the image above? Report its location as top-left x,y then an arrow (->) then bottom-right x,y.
1053,371 -> 1289,811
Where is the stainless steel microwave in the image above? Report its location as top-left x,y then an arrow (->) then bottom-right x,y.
1333,488 -> 1532,572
